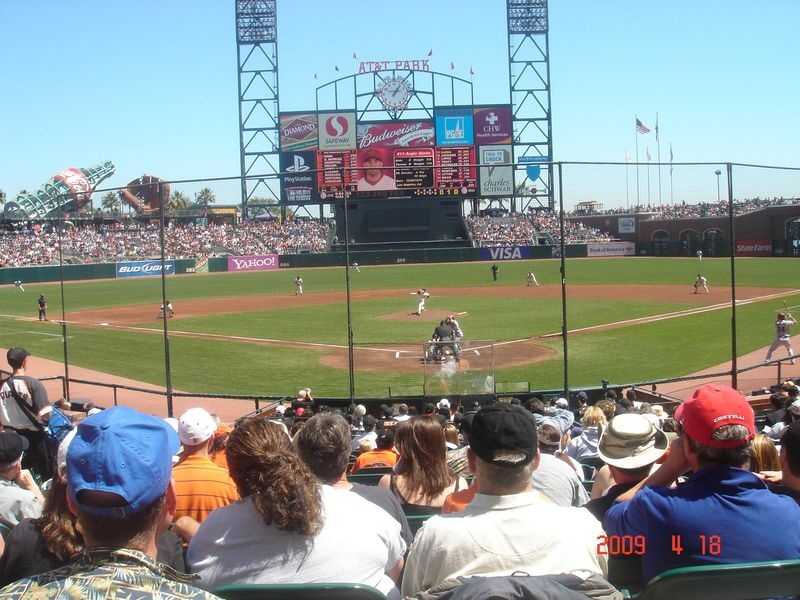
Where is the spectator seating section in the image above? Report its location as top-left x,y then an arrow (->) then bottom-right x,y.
214,583 -> 388,600
629,560 -> 800,600
348,467 -> 394,486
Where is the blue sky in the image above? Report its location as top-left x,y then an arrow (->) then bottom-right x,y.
1,0 -> 798,209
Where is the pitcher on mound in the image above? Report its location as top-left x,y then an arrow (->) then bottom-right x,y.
411,288 -> 430,316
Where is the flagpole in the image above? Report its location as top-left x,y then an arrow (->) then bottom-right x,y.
656,113 -> 662,205
670,145 -> 674,204
646,148 -> 651,206
634,118 -> 640,207
625,152 -> 630,211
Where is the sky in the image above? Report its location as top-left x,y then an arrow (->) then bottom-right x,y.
1,0 -> 799,210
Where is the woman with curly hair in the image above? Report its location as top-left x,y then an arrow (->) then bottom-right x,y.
187,417 -> 406,597
379,416 -> 467,514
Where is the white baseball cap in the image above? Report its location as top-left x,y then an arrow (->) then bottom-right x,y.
438,398 -> 451,409
57,428 -> 77,479
555,398 -> 569,408
178,408 -> 217,447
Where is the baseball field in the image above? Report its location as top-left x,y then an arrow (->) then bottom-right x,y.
0,257 -> 798,399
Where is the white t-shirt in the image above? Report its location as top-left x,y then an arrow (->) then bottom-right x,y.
357,175 -> 395,191
188,485 -> 406,598
401,490 -> 606,598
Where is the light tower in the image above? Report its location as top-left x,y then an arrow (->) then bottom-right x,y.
506,0 -> 553,211
235,0 -> 280,218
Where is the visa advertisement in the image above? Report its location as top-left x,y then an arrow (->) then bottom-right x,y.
116,260 -> 175,278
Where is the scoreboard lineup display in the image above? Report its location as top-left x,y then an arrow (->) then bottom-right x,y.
278,105 -> 514,203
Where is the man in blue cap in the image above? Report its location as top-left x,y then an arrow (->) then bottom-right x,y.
0,406 -> 220,599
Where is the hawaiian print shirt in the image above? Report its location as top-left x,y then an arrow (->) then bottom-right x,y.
0,547 -> 220,599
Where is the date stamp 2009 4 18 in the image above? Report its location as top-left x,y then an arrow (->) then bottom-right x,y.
597,535 -> 723,557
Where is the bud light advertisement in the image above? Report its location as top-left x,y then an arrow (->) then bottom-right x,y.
116,260 -> 176,278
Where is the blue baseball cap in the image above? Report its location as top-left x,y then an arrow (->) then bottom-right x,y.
67,406 -> 180,518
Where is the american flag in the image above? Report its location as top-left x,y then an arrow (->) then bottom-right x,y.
636,118 -> 651,134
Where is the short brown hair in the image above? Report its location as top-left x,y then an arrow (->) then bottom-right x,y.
294,414 -> 351,483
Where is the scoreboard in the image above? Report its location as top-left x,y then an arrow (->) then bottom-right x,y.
279,105 -> 511,203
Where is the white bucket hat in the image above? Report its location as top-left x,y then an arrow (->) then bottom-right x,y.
598,413 -> 668,469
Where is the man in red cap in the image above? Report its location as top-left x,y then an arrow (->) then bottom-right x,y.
356,148 -> 395,191
604,384 -> 800,583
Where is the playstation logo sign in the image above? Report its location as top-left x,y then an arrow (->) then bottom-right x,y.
286,154 -> 310,173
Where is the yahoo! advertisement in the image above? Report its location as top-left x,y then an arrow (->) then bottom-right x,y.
227,254 -> 279,272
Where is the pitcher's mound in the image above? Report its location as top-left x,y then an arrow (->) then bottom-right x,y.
380,309 -> 458,322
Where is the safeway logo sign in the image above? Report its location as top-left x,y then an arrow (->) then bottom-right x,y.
479,246 -> 532,260
318,112 -> 356,151
116,260 -> 176,278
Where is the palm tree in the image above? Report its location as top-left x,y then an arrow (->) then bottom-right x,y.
101,191 -> 120,214
194,187 -> 216,208
169,191 -> 190,211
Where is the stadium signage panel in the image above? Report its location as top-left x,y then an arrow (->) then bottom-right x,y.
227,255 -> 279,272
473,106 -> 512,145
479,145 -> 513,197
618,217 -> 636,234
435,108 -> 474,147
357,59 -> 431,73
586,242 -> 636,257
735,240 -> 772,257
479,246 -> 533,260
280,151 -> 317,204
279,113 -> 318,151
318,112 -> 357,151
116,260 -> 176,278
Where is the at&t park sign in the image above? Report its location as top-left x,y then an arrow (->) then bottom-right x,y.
357,59 -> 431,74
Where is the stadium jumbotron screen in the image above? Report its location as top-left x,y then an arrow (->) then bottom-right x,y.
278,105 -> 512,203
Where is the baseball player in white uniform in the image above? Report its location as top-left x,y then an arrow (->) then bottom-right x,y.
295,276 -> 304,296
352,262 -> 361,273
13,280 -> 24,292
411,288 -> 430,316
696,249 -> 703,262
158,301 -> 175,318
693,274 -> 709,294
765,311 -> 796,364
526,271 -> 540,287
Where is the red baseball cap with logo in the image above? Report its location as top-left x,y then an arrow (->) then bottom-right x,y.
674,384 -> 755,448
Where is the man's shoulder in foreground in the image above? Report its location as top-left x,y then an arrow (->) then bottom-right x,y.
0,549 -> 219,599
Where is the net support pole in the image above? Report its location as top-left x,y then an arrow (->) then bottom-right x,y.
557,163 -> 569,398
158,185 -> 175,417
726,163 -> 738,388
341,168 -> 356,401
57,202 -> 71,402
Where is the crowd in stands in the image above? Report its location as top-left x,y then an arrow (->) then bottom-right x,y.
466,213 -> 614,246
4,344 -> 800,598
570,196 -> 800,219
0,219 -> 332,267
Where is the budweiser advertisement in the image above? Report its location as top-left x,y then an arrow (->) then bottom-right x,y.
735,240 -> 772,257
227,255 -> 280,272
355,121 -> 434,195
279,113 -> 318,151
473,106 -> 513,145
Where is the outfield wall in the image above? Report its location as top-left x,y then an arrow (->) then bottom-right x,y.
0,259 -> 196,285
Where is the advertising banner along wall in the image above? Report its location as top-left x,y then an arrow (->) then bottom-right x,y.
279,113 -> 318,151
227,255 -> 279,272
479,145 -> 513,197
586,242 -> 636,257
116,260 -> 176,278
735,240 -> 772,257
479,246 -> 534,260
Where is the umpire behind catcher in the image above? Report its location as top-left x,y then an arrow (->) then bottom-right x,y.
431,320 -> 460,361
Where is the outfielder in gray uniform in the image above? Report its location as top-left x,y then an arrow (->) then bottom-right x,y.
765,311 -> 796,364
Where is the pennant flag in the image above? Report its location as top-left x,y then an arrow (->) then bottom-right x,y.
352,52 -> 358,59
670,144 -> 674,174
427,49 -> 433,56
469,66 -> 474,76
450,61 -> 455,71
655,114 -> 660,141
646,148 -> 652,161
334,65 -> 340,72
313,73 -> 317,79
636,118 -> 651,134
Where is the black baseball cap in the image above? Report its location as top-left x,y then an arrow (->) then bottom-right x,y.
470,404 -> 537,467
782,422 -> 800,458
6,347 -> 30,369
0,431 -> 29,464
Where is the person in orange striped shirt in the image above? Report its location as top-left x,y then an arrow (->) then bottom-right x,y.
173,408 -> 239,524
352,430 -> 398,473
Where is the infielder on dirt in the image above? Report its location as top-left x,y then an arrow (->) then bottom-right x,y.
159,301 -> 175,319
765,310 -> 796,365
527,271 -> 540,287
411,288 -> 430,316
295,276 -> 304,296
693,273 -> 709,294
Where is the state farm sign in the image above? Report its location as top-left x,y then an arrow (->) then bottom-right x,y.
227,255 -> 279,272
735,240 -> 772,257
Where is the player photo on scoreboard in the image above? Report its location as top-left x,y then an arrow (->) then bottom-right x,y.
356,146 -> 396,192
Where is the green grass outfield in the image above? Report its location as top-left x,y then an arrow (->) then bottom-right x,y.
1,257 -> 798,398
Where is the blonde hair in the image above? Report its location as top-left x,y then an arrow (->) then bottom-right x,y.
582,406 -> 607,428
750,434 -> 780,472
